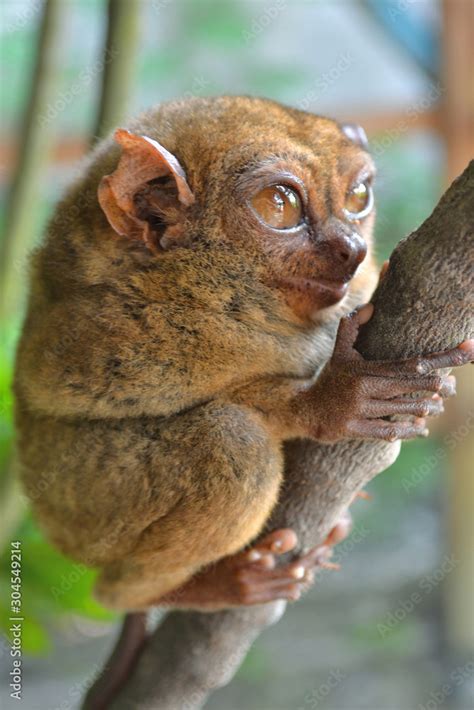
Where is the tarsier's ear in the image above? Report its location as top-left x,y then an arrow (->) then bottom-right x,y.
98,129 -> 195,250
340,123 -> 369,150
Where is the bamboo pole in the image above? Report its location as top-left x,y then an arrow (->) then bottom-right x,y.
0,0 -> 66,551
91,0 -> 141,145
0,0 -> 65,320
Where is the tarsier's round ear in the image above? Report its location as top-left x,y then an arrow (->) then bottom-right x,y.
340,123 -> 369,150
98,129 -> 195,246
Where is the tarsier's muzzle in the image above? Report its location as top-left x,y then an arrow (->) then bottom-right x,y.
314,216 -> 367,283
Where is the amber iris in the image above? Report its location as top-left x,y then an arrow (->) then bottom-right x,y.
344,181 -> 372,218
252,184 -> 303,229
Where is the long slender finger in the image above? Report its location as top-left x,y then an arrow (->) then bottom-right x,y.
239,570 -> 307,590
413,340 -> 474,374
347,417 -> 428,442
292,544 -> 332,567
367,374 -> 456,398
240,562 -> 308,584
355,341 -> 474,378
362,396 -> 444,419
241,554 -> 276,571
241,582 -> 302,604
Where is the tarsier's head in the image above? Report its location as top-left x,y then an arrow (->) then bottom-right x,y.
99,96 -> 376,322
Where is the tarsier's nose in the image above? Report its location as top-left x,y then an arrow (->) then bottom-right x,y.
318,217 -> 367,279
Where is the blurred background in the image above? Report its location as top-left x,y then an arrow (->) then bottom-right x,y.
0,1 -> 473,709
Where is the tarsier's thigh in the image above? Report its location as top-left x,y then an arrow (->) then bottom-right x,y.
95,401 -> 284,610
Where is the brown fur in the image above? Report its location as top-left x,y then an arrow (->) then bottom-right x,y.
14,97 -> 377,610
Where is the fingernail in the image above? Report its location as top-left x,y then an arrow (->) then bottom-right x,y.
422,428 -> 429,437
248,550 -> 261,562
416,363 -> 429,375
271,540 -> 284,552
291,566 -> 305,580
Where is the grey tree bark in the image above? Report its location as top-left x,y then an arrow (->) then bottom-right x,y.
107,161 -> 473,709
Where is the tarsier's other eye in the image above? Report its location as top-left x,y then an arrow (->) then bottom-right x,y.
251,185 -> 303,229
344,181 -> 373,220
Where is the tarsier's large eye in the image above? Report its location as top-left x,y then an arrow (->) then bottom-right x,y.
251,185 -> 303,230
344,181 -> 373,220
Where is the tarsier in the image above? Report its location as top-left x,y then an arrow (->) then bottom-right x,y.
15,97 -> 473,618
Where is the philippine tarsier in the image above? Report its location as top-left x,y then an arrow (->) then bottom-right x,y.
15,96 -> 473,612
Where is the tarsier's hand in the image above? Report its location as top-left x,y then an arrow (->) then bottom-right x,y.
304,303 -> 474,443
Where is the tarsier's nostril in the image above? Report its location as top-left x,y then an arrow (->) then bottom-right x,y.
318,218 -> 367,275
335,233 -> 366,271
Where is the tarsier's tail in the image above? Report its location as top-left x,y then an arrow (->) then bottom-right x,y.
82,612 -> 148,710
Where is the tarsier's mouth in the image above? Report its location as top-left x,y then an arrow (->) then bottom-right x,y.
276,276 -> 349,307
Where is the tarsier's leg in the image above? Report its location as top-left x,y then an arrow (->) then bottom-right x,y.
95,401 -> 287,611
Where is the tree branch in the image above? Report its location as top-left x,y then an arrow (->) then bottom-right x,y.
0,0 -> 65,320
94,161 -> 474,709
91,0 -> 140,145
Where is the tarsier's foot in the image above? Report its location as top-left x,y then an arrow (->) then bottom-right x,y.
158,515 -> 352,610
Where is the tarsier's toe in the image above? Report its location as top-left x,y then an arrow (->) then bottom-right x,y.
232,526 -> 345,604
233,552 -> 326,603
246,528 -> 298,559
234,563 -> 309,604
324,509 -> 353,546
